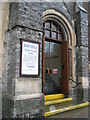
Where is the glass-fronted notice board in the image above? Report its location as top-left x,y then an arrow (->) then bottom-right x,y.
20,39 -> 40,77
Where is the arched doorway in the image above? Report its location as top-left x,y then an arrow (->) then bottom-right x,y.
42,20 -> 69,95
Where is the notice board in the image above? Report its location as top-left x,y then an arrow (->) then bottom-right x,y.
20,39 -> 40,77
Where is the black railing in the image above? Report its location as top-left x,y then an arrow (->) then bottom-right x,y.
69,77 -> 81,85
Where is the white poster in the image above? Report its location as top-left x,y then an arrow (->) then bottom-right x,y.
21,40 -> 39,76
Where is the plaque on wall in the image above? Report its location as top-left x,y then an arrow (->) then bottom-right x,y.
20,39 -> 40,76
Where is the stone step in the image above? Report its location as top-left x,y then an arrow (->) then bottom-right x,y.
45,100 -> 73,113
45,101 -> 89,117
45,93 -> 64,101
45,97 -> 72,106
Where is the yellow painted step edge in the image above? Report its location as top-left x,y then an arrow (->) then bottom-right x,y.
45,101 -> 89,117
45,97 -> 72,106
45,94 -> 64,101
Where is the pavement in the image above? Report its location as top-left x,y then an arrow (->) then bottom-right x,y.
46,106 -> 90,119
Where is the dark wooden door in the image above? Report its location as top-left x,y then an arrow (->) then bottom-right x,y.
61,41 -> 69,95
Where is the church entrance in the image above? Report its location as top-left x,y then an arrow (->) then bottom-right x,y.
42,21 -> 69,95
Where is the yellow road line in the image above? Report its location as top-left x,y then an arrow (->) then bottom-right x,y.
45,97 -> 72,106
45,102 -> 89,117
45,94 -> 64,101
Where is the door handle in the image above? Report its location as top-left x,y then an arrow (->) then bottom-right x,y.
46,68 -> 49,74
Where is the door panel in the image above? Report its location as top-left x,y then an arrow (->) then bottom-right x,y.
61,41 -> 69,95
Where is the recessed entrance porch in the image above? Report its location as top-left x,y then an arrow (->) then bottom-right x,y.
42,20 -> 69,95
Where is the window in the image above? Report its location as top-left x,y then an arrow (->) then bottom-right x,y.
43,21 -> 63,42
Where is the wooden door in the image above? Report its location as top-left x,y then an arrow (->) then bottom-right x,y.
61,41 -> 69,95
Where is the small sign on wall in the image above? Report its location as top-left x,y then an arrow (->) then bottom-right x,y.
20,39 -> 40,76
53,69 -> 58,74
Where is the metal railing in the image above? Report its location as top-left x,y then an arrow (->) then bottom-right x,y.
69,77 -> 81,85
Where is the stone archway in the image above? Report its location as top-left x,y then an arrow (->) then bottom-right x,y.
42,9 -> 76,95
